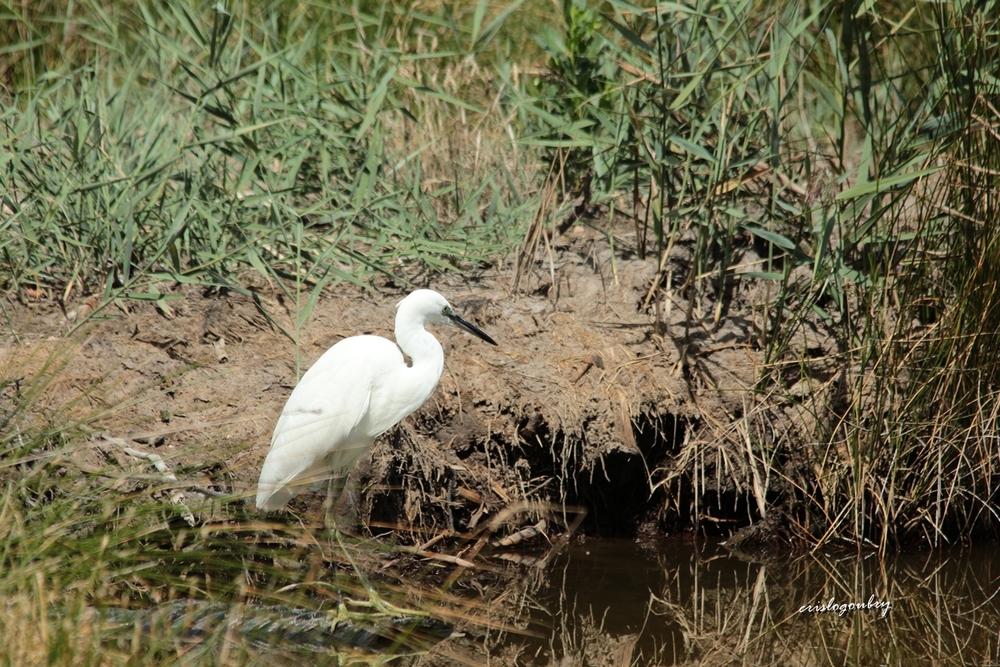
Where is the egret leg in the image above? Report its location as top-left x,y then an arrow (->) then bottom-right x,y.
322,475 -> 348,536
320,478 -> 425,618
330,529 -> 428,620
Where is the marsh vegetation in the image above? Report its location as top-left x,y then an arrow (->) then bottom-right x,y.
1,0 -> 998,663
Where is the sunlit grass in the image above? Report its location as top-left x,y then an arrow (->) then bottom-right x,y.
0,0 -> 537,315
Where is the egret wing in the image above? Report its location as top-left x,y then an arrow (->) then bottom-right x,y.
255,336 -> 402,510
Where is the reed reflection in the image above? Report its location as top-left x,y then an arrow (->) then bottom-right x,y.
483,541 -> 1000,666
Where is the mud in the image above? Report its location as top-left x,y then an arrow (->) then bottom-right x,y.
1,224 -> 836,543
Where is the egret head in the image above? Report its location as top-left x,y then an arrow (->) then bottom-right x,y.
397,289 -> 497,345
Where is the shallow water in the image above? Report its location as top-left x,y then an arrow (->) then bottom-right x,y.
51,537 -> 1000,666
480,539 -> 1000,666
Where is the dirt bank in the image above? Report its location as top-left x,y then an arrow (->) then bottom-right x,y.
2,224 -> 835,544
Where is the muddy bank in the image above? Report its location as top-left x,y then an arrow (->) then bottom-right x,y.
2,225 -> 834,544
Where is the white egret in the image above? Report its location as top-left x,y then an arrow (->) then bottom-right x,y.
256,289 -> 497,511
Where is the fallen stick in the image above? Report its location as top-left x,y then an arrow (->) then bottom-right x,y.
492,519 -> 548,547
394,546 -> 477,569
570,355 -> 604,383
416,530 -> 454,552
122,445 -> 197,527
123,448 -> 176,480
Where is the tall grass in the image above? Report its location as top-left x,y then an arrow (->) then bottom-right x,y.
514,0 -> 1000,548
0,0 -> 533,326
793,0 -> 1000,549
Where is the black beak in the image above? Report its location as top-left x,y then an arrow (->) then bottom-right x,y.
449,313 -> 498,346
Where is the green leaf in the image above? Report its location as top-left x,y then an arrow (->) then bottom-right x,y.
601,14 -> 653,53
743,226 -> 797,251
394,76 -> 485,113
670,71 -> 705,111
124,291 -> 184,302
470,0 -> 488,47
473,0 -> 525,51
298,271 -> 336,330
670,135 -> 716,163
836,165 -> 943,201
185,119 -> 286,148
358,65 -> 398,137
518,137 -> 596,148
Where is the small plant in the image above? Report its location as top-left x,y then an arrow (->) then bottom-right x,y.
532,0 -> 614,189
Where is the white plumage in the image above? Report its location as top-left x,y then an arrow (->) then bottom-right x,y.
256,289 -> 496,511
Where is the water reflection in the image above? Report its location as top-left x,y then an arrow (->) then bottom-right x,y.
480,539 -> 1000,666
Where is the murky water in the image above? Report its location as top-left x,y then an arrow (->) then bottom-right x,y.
479,539 -> 1000,666
54,538 -> 1000,666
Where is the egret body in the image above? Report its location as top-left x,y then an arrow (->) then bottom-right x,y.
256,289 -> 496,511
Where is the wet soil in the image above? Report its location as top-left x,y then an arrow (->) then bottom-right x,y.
1,223 -> 838,544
